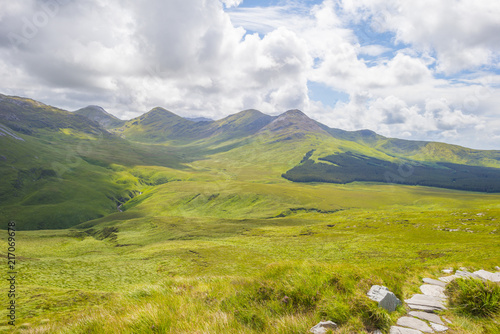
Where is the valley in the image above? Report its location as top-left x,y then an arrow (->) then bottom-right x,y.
0,93 -> 499,333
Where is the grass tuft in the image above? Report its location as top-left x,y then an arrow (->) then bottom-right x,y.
446,278 -> 500,317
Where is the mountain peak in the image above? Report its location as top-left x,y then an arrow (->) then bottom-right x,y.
86,105 -> 105,111
74,105 -> 124,129
281,109 -> 308,118
138,107 -> 186,123
147,107 -> 176,116
261,109 -> 327,135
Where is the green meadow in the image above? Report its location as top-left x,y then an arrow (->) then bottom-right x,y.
2,158 -> 500,333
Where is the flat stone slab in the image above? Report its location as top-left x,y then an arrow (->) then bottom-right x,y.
441,268 -> 454,274
390,326 -> 423,334
407,294 -> 446,303
407,304 -> 440,312
405,294 -> 447,311
430,322 -> 449,332
396,317 -> 433,333
409,311 -> 445,325
422,278 -> 446,287
455,270 -> 474,278
438,275 -> 458,283
474,270 -> 500,282
420,284 -> 446,298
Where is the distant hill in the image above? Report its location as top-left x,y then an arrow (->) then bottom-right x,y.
0,94 -> 183,229
0,94 -> 106,136
116,108 -> 275,143
260,109 -> 327,136
2,92 -> 500,226
73,105 -> 125,129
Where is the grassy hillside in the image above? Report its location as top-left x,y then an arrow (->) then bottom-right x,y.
116,108 -> 275,144
0,95 -> 189,229
2,189 -> 499,333
283,151 -> 500,192
0,129 -> 185,229
1,94 -> 500,333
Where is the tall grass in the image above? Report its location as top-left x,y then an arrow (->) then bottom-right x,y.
446,278 -> 500,317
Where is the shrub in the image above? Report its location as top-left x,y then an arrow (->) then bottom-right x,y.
446,278 -> 500,317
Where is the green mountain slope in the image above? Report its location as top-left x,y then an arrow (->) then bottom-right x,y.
282,151 -> 500,192
116,108 -> 275,144
0,94 -> 104,136
0,95 -> 185,229
2,92 -> 500,230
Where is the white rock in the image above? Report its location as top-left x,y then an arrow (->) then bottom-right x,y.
420,284 -> 446,298
441,268 -> 454,274
473,270 -> 500,283
407,304 -> 440,312
409,311 -> 445,325
422,278 -> 446,288
430,322 -> 449,332
367,285 -> 390,302
310,321 -> 337,334
455,270 -> 474,278
396,316 -> 433,333
367,285 -> 402,312
405,294 -> 447,311
438,275 -> 458,283
390,326 -> 423,334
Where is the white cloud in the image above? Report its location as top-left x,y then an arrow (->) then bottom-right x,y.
221,0 -> 242,8
359,44 -> 391,56
340,0 -> 500,74
0,0 -> 499,148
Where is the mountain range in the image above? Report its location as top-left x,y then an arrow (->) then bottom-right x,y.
1,92 -> 500,230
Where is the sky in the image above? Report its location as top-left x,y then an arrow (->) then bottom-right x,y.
1,0 -> 500,149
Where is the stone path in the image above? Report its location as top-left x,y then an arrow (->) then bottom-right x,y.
389,268 -> 500,334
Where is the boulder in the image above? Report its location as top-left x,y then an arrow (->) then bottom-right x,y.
367,285 -> 402,312
310,321 -> 337,334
